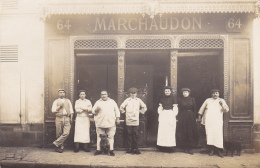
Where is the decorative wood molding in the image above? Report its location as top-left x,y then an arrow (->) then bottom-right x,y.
123,35 -> 174,49
231,38 -> 251,119
41,1 -> 259,21
117,50 -> 125,105
70,36 -> 120,104
170,50 -> 178,96
69,34 -> 229,139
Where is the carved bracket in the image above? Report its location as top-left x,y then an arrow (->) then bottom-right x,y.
142,2 -> 162,19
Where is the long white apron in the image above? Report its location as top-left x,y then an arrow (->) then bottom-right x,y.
157,109 -> 177,147
205,101 -> 224,148
74,116 -> 90,143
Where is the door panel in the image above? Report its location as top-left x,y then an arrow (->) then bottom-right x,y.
178,55 -> 223,148
230,39 -> 253,147
45,39 -> 67,147
76,63 -> 118,147
77,64 -> 108,103
124,65 -> 153,147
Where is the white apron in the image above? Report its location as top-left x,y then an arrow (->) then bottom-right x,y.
74,116 -> 90,143
204,100 -> 224,148
157,109 -> 177,147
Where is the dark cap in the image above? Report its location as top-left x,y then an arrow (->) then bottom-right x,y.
129,87 -> 138,93
181,88 -> 191,93
210,89 -> 220,93
58,89 -> 66,93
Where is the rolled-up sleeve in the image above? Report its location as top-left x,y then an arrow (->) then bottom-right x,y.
51,100 -> 58,113
68,100 -> 74,114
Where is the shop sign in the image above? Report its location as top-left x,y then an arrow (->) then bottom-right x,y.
49,14 -> 246,35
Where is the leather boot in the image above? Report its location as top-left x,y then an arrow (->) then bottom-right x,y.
74,143 -> 79,153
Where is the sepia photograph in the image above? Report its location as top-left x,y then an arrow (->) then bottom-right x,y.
0,0 -> 260,167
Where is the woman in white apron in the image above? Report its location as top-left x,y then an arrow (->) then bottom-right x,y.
74,90 -> 92,152
198,89 -> 229,157
157,86 -> 178,152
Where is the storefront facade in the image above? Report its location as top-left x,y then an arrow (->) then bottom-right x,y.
1,0 -> 260,151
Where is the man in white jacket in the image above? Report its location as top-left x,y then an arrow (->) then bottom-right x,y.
92,90 -> 120,156
198,89 -> 229,158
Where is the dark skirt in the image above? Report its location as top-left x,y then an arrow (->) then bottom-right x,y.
176,110 -> 198,148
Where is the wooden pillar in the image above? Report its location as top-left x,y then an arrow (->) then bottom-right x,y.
118,50 -> 125,105
170,50 -> 178,97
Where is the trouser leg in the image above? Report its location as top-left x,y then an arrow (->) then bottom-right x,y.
127,126 -> 133,149
132,126 -> 139,150
53,116 -> 63,146
96,127 -> 105,151
106,126 -> 116,151
54,116 -> 71,147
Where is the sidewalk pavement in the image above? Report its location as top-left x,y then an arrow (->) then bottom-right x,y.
0,147 -> 260,168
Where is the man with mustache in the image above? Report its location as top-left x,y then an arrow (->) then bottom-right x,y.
198,89 -> 229,158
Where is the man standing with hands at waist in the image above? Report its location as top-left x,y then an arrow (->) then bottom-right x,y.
92,90 -> 120,156
120,87 -> 147,154
52,89 -> 74,153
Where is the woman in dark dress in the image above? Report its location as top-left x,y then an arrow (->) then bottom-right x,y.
177,88 -> 198,154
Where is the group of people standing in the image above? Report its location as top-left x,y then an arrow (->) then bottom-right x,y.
51,88 -> 146,156
51,86 -> 229,158
157,86 -> 229,158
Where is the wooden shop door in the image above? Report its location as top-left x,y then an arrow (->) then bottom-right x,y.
176,52 -> 224,148
123,65 -> 154,147
76,63 -> 118,146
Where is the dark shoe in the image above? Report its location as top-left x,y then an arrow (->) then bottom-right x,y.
53,143 -> 60,152
94,150 -> 102,156
74,147 -> 79,153
218,150 -> 224,158
58,148 -> 63,153
109,150 -> 115,156
126,148 -> 132,153
133,149 -> 141,154
209,150 -> 214,156
84,143 -> 91,152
